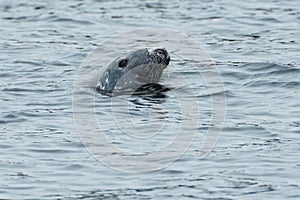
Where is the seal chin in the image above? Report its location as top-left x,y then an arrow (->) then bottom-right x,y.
148,47 -> 170,66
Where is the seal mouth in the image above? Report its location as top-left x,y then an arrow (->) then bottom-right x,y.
148,48 -> 170,66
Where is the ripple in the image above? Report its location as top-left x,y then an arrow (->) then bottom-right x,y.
1,0 -> 300,199
50,17 -> 94,25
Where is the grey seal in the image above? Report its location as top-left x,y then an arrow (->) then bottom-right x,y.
98,48 -> 170,95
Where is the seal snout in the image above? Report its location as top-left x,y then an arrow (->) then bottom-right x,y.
149,48 -> 170,65
155,48 -> 170,65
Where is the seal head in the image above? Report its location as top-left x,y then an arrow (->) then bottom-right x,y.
99,48 -> 170,95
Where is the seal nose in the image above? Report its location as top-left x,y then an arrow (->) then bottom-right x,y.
154,48 -> 170,65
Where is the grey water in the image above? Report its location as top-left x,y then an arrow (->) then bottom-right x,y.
1,0 -> 300,199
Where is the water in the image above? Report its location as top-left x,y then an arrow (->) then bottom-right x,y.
1,0 -> 300,199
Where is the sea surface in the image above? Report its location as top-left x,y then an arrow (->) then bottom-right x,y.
1,0 -> 300,199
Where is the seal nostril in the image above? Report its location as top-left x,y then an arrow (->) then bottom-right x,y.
166,55 -> 170,65
155,48 -> 167,57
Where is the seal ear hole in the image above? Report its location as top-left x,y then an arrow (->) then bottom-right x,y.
118,59 -> 128,68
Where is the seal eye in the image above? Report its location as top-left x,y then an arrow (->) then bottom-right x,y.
118,59 -> 128,68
